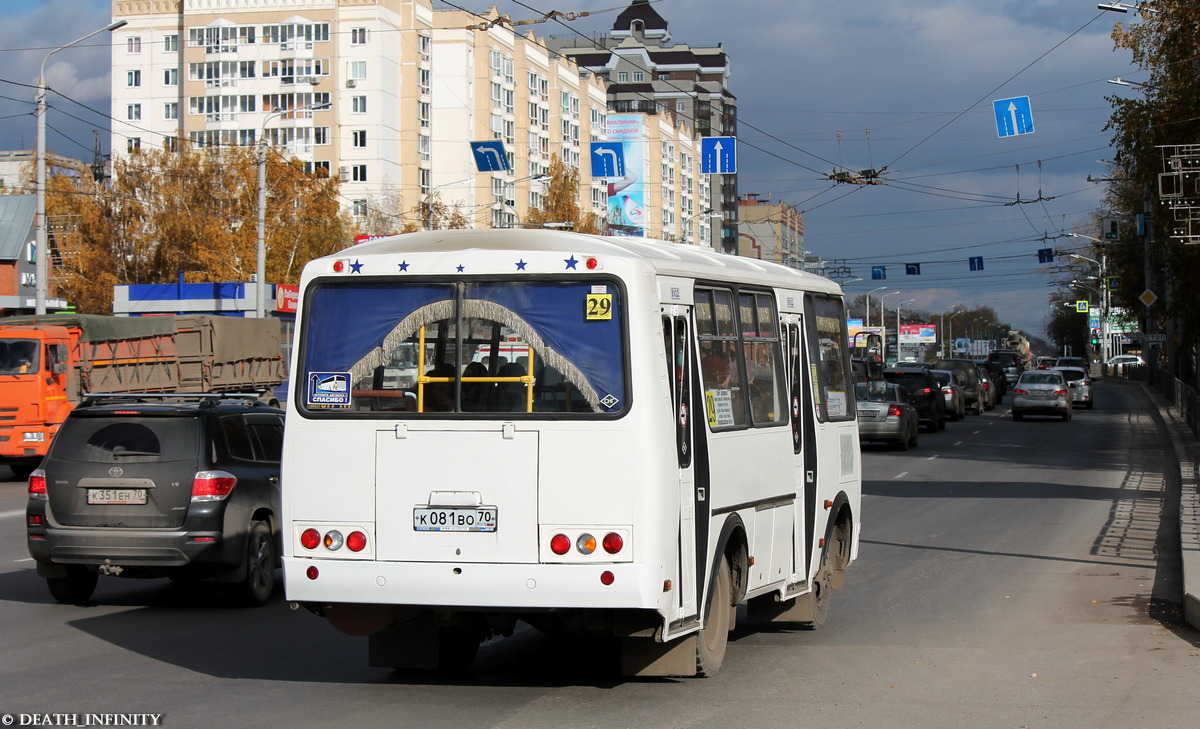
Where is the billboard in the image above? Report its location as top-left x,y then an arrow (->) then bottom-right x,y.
899,324 -> 937,344
604,114 -> 647,236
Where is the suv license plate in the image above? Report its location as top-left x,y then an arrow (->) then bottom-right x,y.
87,488 -> 147,505
413,507 -> 497,533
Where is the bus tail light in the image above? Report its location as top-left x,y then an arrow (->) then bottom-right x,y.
346,531 -> 368,552
602,532 -> 623,554
323,530 -> 344,551
576,533 -> 597,554
600,571 -> 615,585
550,534 -> 571,555
300,528 -> 321,550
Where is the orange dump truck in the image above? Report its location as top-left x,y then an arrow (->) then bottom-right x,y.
0,314 -> 285,478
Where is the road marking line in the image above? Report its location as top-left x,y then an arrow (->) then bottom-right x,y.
973,430 -> 982,434
926,454 -> 939,461
894,471 -> 908,479
954,441 -> 963,446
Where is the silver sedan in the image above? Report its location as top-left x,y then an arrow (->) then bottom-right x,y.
856,382 -> 920,450
1011,370 -> 1072,421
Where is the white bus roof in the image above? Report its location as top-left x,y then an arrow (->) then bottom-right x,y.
317,229 -> 843,296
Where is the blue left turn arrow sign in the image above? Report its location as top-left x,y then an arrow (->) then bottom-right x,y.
470,140 -> 510,172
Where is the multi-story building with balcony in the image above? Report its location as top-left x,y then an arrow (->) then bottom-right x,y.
108,0 -> 709,240
737,193 -> 808,272
546,0 -> 737,252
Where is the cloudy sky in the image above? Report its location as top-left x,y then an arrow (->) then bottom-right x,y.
0,0 -> 1145,337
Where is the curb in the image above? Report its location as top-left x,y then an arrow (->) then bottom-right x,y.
1147,384 -> 1200,629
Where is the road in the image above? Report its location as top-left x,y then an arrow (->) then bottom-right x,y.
0,379 -> 1195,729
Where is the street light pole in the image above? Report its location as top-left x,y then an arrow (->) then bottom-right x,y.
35,19 -> 127,315
257,101 -> 329,318
1068,234 -> 1111,371
864,286 -> 887,328
896,299 -> 915,359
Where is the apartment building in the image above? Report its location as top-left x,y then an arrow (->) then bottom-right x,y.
111,0 -> 434,224
108,0 -> 707,239
546,0 -> 737,252
738,193 -> 807,270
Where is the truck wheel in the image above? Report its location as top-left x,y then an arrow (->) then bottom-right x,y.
47,566 -> 98,605
694,556 -> 733,676
237,520 -> 276,607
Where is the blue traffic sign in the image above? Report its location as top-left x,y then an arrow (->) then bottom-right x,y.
470,140 -> 510,172
590,142 -> 626,178
701,137 -> 737,174
993,96 -> 1034,138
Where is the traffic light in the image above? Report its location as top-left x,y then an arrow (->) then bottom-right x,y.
1103,218 -> 1119,240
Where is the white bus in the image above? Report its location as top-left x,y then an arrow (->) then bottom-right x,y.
282,229 -> 861,677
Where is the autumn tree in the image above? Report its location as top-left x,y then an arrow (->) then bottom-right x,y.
1105,1 -> 1200,373
524,155 -> 601,234
43,141 -> 353,313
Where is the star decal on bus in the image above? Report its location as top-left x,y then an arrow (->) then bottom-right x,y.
515,260 -> 527,270
350,260 -> 364,274
457,265 -> 466,272
398,261 -> 410,272
564,256 -> 578,269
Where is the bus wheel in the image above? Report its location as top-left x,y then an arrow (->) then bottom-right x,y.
694,556 -> 733,676
796,548 -> 834,630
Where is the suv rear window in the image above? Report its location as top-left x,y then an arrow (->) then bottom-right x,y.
884,373 -> 929,392
52,415 -> 201,463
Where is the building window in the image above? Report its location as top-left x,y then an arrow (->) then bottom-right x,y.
659,73 -> 670,81
632,71 -> 644,82
164,35 -> 178,52
351,165 -> 367,182
418,101 -> 430,128
164,102 -> 178,120
418,68 -> 431,96
127,104 -> 141,121
164,68 -> 178,86
305,161 -> 331,177
314,127 -> 330,145
617,71 -> 629,83
418,34 -> 431,63
352,130 -> 366,147
676,100 -> 686,112
351,28 -> 368,45
419,134 -> 431,162
127,37 -> 141,54
127,70 -> 141,87
353,199 -> 367,216
127,137 -> 141,152
349,61 -> 366,80
351,96 -> 367,113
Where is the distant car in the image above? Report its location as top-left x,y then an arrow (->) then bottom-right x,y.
1054,356 -> 1088,371
883,367 -> 947,432
987,349 -> 1025,385
26,394 -> 285,606
1035,356 -> 1057,370
1011,370 -> 1072,421
975,359 -> 1008,400
933,359 -> 983,415
975,366 -> 997,410
1053,366 -> 1093,409
1107,354 -> 1144,374
930,368 -> 966,421
855,382 -> 920,450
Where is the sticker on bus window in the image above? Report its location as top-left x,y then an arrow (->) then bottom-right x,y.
705,388 -> 735,427
585,292 -> 613,321
307,372 -> 352,409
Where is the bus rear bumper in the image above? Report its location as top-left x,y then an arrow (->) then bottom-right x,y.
284,557 -> 668,611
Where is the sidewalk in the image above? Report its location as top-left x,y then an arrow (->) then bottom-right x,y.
1145,383 -> 1200,629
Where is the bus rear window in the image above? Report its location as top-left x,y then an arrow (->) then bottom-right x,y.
298,278 -> 627,416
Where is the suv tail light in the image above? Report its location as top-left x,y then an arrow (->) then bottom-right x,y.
887,404 -> 903,417
28,468 -> 47,500
191,470 -> 238,501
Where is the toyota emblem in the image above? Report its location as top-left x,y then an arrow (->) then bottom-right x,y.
108,466 -> 124,478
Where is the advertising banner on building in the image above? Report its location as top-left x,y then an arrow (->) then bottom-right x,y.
604,114 -> 646,236
899,324 -> 937,344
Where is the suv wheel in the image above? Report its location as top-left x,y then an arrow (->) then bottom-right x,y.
238,520 -> 276,607
47,565 -> 98,605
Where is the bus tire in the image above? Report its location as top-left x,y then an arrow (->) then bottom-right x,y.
796,547 -> 834,630
694,555 -> 733,677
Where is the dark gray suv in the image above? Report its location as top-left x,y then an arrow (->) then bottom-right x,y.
26,394 -> 284,606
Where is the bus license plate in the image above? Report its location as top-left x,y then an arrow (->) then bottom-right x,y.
413,506 -> 497,533
87,488 -> 147,505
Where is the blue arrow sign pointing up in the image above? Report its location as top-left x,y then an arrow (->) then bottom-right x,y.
993,96 -> 1035,138
700,137 -> 737,174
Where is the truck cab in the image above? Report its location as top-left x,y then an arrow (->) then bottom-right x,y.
0,327 -> 73,478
